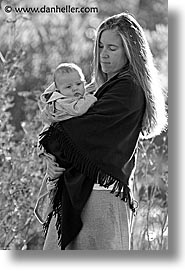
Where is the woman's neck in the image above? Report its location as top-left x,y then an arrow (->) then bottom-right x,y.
107,62 -> 130,80
107,72 -> 117,80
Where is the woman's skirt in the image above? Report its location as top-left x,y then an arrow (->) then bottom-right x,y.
43,189 -> 130,250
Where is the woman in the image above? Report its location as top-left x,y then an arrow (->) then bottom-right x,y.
35,12 -> 167,250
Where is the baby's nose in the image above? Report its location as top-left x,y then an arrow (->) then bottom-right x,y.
73,85 -> 79,91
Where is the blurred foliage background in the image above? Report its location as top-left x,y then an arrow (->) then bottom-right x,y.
0,0 -> 168,250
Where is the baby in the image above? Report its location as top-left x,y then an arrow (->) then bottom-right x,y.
39,62 -> 97,127
35,63 -> 97,221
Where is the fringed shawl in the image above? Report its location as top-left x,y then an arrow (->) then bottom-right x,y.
39,67 -> 146,249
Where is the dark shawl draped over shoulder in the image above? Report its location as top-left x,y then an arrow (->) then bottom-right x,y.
39,66 -> 146,249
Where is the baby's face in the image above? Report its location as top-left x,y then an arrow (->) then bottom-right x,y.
55,71 -> 85,97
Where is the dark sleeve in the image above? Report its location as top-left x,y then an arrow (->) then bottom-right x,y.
85,78 -> 145,117
60,78 -> 145,166
40,78 -> 145,181
61,78 -> 145,144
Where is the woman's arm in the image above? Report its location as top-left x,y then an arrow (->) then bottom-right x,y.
39,77 -> 145,186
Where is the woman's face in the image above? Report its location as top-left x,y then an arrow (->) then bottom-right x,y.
99,29 -> 128,79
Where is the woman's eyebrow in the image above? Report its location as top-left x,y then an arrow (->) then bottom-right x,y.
99,41 -> 118,47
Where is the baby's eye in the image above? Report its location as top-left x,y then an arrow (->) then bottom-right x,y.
77,82 -> 82,86
66,85 -> 71,89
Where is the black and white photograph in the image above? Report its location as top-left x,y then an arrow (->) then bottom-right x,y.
0,0 -> 168,255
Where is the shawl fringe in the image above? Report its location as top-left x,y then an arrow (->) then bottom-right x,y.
53,201 -> 64,249
42,184 -> 65,249
43,212 -> 53,238
42,203 -> 65,250
39,124 -> 137,214
40,123 -> 138,248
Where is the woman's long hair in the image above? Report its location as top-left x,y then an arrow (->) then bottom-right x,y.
93,12 -> 167,138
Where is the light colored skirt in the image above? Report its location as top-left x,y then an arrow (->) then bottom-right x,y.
43,190 -> 130,250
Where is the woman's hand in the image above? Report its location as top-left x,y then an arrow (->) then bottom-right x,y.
45,153 -> 65,180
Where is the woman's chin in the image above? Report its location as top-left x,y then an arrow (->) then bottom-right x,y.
101,68 -> 110,74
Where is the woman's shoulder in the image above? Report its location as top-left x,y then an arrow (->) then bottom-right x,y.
112,72 -> 143,93
109,74 -> 145,107
96,71 -> 145,105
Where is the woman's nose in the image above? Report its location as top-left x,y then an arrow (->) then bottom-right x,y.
100,48 -> 109,58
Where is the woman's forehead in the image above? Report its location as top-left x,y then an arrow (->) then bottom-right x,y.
99,30 -> 122,45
